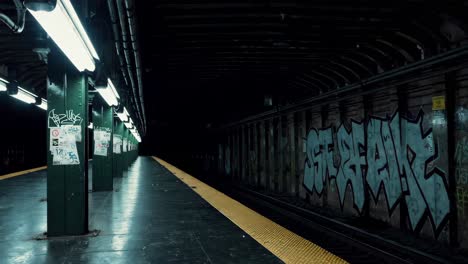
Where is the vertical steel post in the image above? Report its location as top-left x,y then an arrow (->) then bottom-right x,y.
92,100 -> 113,191
47,47 -> 89,236
113,120 -> 124,178
445,72 -> 459,247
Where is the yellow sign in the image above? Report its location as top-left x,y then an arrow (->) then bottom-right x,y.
432,96 -> 446,110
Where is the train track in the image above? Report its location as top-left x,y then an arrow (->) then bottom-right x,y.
228,186 -> 451,264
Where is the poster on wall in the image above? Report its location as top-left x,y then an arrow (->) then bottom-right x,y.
113,135 -> 122,154
50,127 -> 80,165
123,139 -> 128,153
94,128 -> 111,157
48,109 -> 83,165
62,125 -> 82,142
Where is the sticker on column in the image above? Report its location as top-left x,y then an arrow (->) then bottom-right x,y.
50,127 -> 80,165
123,139 -> 128,153
62,125 -> 82,142
48,109 -> 82,165
113,135 -> 122,154
94,127 -> 111,157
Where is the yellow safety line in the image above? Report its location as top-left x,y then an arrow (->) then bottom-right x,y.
154,157 -> 347,264
0,166 -> 47,180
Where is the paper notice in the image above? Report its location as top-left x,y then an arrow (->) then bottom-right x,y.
62,125 -> 82,142
93,128 -> 112,157
113,135 -> 122,154
50,128 -> 80,165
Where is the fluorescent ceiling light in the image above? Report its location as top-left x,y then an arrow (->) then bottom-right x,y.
124,122 -> 133,129
97,78 -> 119,106
36,98 -> 47,110
0,77 -> 8,91
134,134 -> 141,143
117,107 -> 129,122
130,128 -> 141,143
10,87 -> 37,104
27,0 -> 99,72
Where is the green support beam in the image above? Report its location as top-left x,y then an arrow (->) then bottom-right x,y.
123,127 -> 129,168
47,48 -> 89,236
92,100 -> 114,191
113,120 -> 124,178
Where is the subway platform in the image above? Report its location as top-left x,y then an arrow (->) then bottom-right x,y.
0,157 -> 343,264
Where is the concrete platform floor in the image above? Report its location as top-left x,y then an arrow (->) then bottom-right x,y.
0,157 -> 282,264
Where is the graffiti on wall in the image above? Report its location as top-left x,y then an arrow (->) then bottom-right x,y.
304,110 -> 449,236
455,136 -> 468,218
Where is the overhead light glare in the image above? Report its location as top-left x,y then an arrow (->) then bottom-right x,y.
10,87 -> 37,104
37,98 -> 47,110
27,0 -> 99,72
124,122 -> 133,129
96,78 -> 119,106
117,107 -> 129,122
0,77 -> 8,91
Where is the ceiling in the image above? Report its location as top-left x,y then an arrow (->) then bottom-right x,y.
139,0 -> 468,128
0,0 -> 467,132
0,2 -> 47,98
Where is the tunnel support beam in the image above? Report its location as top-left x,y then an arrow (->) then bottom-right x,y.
92,101 -> 114,191
46,48 -> 89,236
113,120 -> 124,178
446,71 -> 459,247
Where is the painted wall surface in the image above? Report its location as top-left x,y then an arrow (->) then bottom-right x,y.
214,70 -> 468,248
303,109 -> 449,236
455,68 -> 468,248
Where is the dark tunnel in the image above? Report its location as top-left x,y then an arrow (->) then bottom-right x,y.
1,0 -> 468,263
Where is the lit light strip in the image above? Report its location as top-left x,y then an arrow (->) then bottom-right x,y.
117,107 -> 129,122
124,121 -> 133,129
0,77 -> 8,91
130,127 -> 141,143
10,87 -> 37,104
36,98 -> 47,110
27,0 -> 99,72
97,78 -> 119,106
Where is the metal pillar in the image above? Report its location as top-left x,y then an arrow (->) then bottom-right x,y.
445,72 -> 459,247
122,126 -> 129,169
92,100 -> 114,191
288,113 -> 297,195
113,120 -> 124,177
47,47 -> 89,236
259,121 -> 266,189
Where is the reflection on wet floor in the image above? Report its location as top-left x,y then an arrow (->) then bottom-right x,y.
0,157 -> 282,264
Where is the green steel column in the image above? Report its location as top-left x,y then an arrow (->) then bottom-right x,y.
92,101 -> 113,191
47,48 -> 88,236
134,138 -> 138,161
113,120 -> 124,178
122,127 -> 129,168
132,137 -> 137,162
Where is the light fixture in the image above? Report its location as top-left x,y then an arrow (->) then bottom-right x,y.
117,107 -> 129,122
0,77 -> 8,91
36,98 -> 47,110
88,122 -> 93,129
129,127 -> 141,143
9,87 -> 37,104
26,0 -> 99,72
124,121 -> 133,129
96,78 -> 120,107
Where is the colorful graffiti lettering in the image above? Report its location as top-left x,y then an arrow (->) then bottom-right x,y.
303,110 -> 449,236
48,109 -> 83,128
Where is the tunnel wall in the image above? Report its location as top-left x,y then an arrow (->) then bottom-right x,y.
0,94 -> 47,175
207,67 -> 468,249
